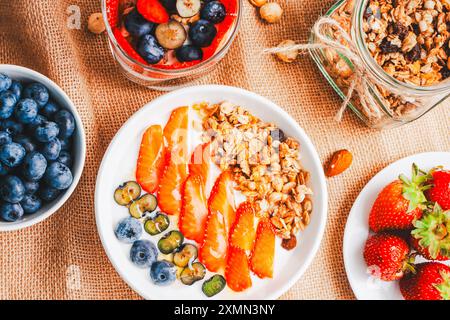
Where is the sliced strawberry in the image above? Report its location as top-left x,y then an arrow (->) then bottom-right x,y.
163,106 -> 189,153
199,172 -> 235,272
179,174 -> 209,243
189,142 -> 210,184
135,125 -> 165,194
157,152 -> 188,216
225,246 -> 252,292
229,202 -> 256,251
199,208 -> 228,272
113,28 -> 147,65
250,219 -> 275,279
157,107 -> 190,216
137,0 -> 169,24
208,171 -> 235,233
105,0 -> 120,27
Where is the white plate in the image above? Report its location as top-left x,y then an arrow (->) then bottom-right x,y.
95,85 -> 328,300
343,152 -> 450,300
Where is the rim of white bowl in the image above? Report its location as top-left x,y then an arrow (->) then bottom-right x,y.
95,85 -> 328,300
0,64 -> 86,232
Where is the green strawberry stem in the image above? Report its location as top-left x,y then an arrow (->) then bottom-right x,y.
434,270 -> 450,300
399,163 -> 431,213
412,203 -> 450,259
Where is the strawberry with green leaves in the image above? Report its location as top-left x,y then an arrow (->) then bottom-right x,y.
369,164 -> 429,232
363,233 -> 413,281
400,262 -> 450,300
411,203 -> 450,261
426,168 -> 450,211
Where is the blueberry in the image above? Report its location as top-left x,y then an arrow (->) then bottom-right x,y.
57,150 -> 72,167
0,202 -> 24,222
0,176 -> 25,203
160,0 -> 177,12
0,91 -> 17,119
20,194 -> 42,214
23,180 -> 39,195
24,83 -> 49,107
114,217 -> 142,244
137,34 -> 165,65
0,163 -> 10,176
176,45 -> 204,62
200,1 -> 226,24
13,135 -> 36,153
28,114 -> 47,129
0,74 -> 12,93
34,121 -> 59,142
15,98 -> 38,124
41,138 -> 61,161
0,142 -> 26,168
38,185 -> 60,202
130,240 -> 158,268
189,20 -> 217,47
0,131 -> 12,146
125,9 -> 154,38
54,110 -> 75,139
44,162 -> 73,190
59,138 -> 72,151
23,152 -> 47,181
10,81 -> 22,101
150,260 -> 177,286
1,120 -> 24,136
41,101 -> 59,119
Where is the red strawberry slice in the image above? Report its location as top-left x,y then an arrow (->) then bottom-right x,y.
105,0 -> 120,27
199,172 -> 235,272
199,207 -> 228,272
135,125 -> 165,194
179,174 -> 209,243
208,171 -> 235,232
189,142 -> 210,184
158,152 -> 188,216
250,219 -> 275,279
229,202 -> 256,251
137,0 -> 169,24
113,28 -> 148,65
157,107 -> 189,216
225,246 -> 252,292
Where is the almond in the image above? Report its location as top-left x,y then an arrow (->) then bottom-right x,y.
324,149 -> 353,177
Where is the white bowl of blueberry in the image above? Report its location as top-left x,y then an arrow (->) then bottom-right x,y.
0,65 -> 86,231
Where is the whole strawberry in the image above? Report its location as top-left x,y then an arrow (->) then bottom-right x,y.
426,169 -> 450,210
363,233 -> 412,281
400,262 -> 450,300
411,203 -> 450,261
369,164 -> 428,232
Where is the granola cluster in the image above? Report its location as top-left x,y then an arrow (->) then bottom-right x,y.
363,0 -> 450,86
320,0 -> 449,124
199,102 -> 313,240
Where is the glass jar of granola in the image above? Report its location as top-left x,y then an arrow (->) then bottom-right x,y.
309,0 -> 449,129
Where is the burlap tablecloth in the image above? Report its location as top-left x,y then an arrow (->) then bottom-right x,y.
0,0 -> 448,300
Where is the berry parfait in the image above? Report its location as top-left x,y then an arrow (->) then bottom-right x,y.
102,0 -> 241,90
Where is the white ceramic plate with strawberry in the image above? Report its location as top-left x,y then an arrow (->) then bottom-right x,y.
95,85 -> 328,300
343,152 -> 450,300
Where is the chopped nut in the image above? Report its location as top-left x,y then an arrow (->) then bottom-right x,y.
259,3 -> 283,23
88,13 -> 106,34
275,40 -> 299,63
249,0 -> 267,7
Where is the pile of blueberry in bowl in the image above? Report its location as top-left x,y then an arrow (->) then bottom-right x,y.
0,65 -> 86,231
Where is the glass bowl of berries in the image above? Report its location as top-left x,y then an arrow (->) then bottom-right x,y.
102,0 -> 242,90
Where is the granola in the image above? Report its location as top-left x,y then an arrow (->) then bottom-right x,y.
197,102 -> 313,240
320,0 -> 449,123
363,0 -> 450,86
